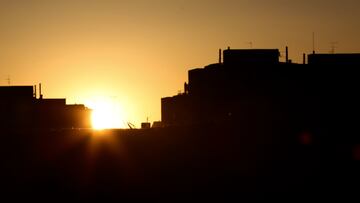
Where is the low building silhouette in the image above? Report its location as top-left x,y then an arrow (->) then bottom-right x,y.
0,85 -> 91,130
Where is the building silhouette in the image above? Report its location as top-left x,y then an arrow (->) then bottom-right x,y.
0,85 -> 91,130
162,47 -> 359,133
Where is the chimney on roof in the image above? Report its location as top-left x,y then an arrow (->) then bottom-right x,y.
219,49 -> 222,63
39,83 -> 43,99
34,85 -> 37,98
303,53 -> 306,64
285,46 -> 289,63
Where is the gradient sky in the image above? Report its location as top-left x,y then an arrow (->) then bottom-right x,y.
1,0 -> 359,127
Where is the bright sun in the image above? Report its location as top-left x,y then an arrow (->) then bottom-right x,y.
86,97 -> 125,130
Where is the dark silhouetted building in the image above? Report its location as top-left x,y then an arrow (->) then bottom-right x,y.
223,49 -> 280,66
308,53 -> 360,66
0,85 -> 91,130
141,122 -> 151,129
161,48 -> 359,133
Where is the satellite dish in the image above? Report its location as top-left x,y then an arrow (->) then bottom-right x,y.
127,122 -> 135,129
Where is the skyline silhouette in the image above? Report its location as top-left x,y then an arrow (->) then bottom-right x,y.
1,0 -> 360,126
1,45 -> 360,201
162,47 -> 360,130
0,85 -> 91,130
3,47 -> 359,129
1,0 -> 360,201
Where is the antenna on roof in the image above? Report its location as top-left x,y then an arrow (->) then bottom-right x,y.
312,32 -> 315,54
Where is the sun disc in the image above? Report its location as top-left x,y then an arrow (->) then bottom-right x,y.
85,97 -> 125,129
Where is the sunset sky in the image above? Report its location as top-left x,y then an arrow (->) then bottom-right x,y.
1,0 -> 359,128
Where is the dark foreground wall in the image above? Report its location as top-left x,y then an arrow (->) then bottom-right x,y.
1,125 -> 360,201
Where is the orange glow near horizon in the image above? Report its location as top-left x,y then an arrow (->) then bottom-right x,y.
86,97 -> 126,129
1,0 -> 360,127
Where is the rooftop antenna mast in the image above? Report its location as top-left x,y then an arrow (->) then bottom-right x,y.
312,32 -> 315,54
